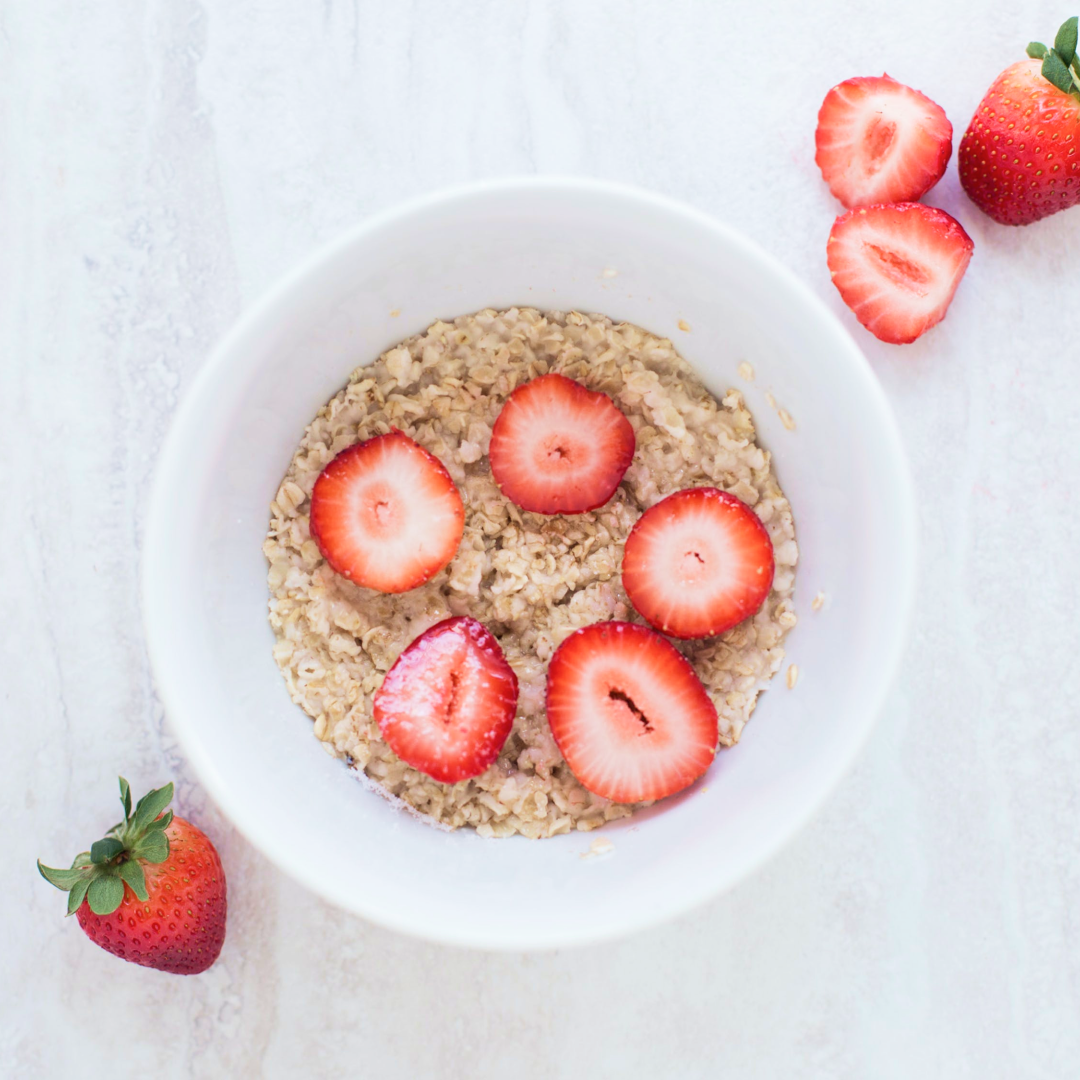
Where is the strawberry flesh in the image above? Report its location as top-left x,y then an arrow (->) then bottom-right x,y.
959,59 -> 1080,226
546,621 -> 718,803
374,617 -> 518,784
827,202 -> 974,344
489,373 -> 635,514
309,430 -> 464,593
815,74 -> 953,208
622,488 -> 775,640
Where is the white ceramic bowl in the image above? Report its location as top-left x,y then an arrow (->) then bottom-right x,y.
143,178 -> 915,950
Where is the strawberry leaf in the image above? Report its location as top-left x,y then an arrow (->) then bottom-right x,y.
1055,16 -> 1078,66
1027,41 -> 1048,60
136,830 -> 169,864
133,783 -> 174,832
37,862 -> 87,890
119,776 -> 132,821
67,877 -> 91,916
87,875 -> 125,915
90,837 -> 124,864
145,809 -> 173,832
1043,49 -> 1076,94
117,859 -> 149,901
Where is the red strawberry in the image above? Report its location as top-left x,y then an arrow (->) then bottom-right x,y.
374,616 -> 518,783
815,74 -> 953,208
309,429 -> 464,593
622,488 -> 775,640
488,373 -> 635,514
959,19 -> 1080,226
826,202 -> 974,344
38,779 -> 226,975
545,621 -> 718,803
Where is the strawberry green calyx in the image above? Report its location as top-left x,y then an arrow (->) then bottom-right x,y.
1027,17 -> 1080,101
37,778 -> 175,917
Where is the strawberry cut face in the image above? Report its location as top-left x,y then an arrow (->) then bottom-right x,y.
815,74 -> 953,208
827,202 -> 974,344
622,488 -> 775,639
546,621 -> 718,804
309,430 -> 465,593
488,373 -> 635,514
374,617 -> 518,784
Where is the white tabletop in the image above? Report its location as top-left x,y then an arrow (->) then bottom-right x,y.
5,1 -> 1080,1076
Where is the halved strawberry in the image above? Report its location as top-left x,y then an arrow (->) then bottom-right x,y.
545,621 -> 718,803
827,202 -> 974,344
815,74 -> 953,208
622,488 -> 775,640
374,617 -> 518,783
488,373 -> 635,514
309,430 -> 464,593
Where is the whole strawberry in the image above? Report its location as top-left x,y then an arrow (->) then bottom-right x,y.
959,16 -> 1080,225
38,779 -> 226,975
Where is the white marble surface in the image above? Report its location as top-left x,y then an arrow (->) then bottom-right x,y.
4,0 -> 1080,1076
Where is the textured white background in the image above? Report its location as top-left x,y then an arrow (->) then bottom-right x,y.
3,1 -> 1080,1077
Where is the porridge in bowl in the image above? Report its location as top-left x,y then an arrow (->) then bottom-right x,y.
264,308 -> 797,838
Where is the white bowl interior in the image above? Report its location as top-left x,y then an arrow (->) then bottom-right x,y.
144,180 -> 915,949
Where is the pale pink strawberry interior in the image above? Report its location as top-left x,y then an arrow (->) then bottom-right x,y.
490,373 -> 634,512
316,435 -> 463,591
818,78 -> 951,206
376,620 -> 517,781
623,490 -> 773,637
833,207 -> 972,328
549,625 -> 718,803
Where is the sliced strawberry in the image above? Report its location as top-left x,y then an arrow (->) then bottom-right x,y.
815,74 -> 953,208
309,430 -> 464,593
827,202 -> 974,345
374,617 -> 518,783
488,373 -> 635,514
622,488 -> 775,640
545,621 -> 718,803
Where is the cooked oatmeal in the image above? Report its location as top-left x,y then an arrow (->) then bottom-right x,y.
264,308 -> 798,838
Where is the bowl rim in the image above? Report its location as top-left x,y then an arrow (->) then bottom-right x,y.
142,175 -> 917,948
